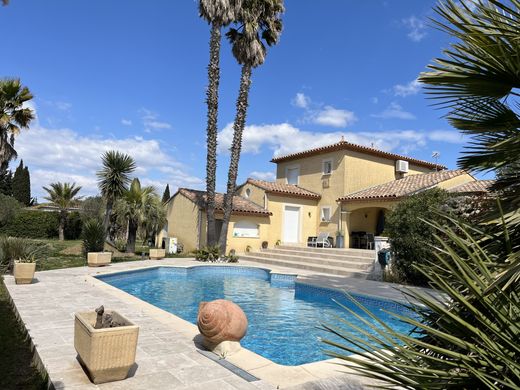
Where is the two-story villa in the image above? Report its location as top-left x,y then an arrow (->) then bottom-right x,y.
161,140 -> 492,254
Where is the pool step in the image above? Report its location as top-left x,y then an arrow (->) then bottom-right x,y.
239,254 -> 372,278
251,251 -> 372,270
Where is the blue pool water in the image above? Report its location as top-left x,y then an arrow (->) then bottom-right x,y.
97,266 -> 417,366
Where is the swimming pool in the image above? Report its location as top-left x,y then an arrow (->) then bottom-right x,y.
97,266 -> 416,366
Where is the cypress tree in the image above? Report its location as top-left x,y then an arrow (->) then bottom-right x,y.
12,160 -> 31,206
162,184 -> 171,203
0,168 -> 13,196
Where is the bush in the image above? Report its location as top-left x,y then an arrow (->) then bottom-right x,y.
193,246 -> 220,262
0,210 -> 59,239
0,236 -> 49,273
81,219 -> 105,256
385,188 -> 449,286
0,194 -> 22,229
64,212 -> 83,240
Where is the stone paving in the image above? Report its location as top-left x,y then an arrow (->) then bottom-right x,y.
4,258 -> 432,389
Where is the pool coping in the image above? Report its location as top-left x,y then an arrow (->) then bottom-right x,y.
87,263 -> 401,388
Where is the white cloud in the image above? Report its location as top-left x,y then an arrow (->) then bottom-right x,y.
372,102 -> 416,120
393,79 -> 421,97
121,118 -> 132,126
218,122 -> 463,159
312,106 -> 357,128
402,16 -> 427,42
292,93 -> 311,109
140,108 -> 172,132
250,171 -> 276,181
14,109 -> 201,199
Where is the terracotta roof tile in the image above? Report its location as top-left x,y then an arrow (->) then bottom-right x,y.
246,178 -> 321,199
338,170 -> 467,202
177,188 -> 271,216
270,140 -> 446,170
448,180 -> 495,194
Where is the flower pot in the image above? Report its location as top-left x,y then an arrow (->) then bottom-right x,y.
149,248 -> 165,260
87,252 -> 112,267
74,310 -> 139,384
13,261 -> 36,284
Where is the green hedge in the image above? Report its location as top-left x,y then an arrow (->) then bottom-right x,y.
0,210 -> 83,239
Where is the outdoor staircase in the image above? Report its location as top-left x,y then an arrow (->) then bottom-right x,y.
240,245 -> 376,278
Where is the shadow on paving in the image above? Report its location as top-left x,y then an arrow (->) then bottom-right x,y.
0,277 -> 49,390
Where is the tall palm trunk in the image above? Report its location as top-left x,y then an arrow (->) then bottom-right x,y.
58,211 -> 66,241
205,23 -> 222,247
218,65 -> 252,253
103,197 -> 113,240
127,218 -> 138,253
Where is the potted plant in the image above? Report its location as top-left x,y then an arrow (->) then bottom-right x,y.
82,219 -> 112,266
149,247 -> 166,260
13,259 -> 37,284
74,305 -> 139,384
335,230 -> 345,248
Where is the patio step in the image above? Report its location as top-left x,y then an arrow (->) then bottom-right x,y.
275,245 -> 375,258
239,254 -> 372,278
253,251 -> 372,270
260,248 -> 374,262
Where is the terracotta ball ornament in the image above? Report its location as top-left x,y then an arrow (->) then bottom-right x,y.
197,299 -> 248,344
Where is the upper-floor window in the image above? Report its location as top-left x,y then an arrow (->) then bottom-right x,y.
322,159 -> 333,175
286,167 -> 299,185
245,188 -> 251,199
321,206 -> 332,222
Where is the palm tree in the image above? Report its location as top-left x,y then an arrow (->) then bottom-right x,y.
199,0 -> 240,247
43,182 -> 82,241
114,178 -> 157,253
0,79 -> 35,170
96,150 -> 136,240
218,0 -> 284,252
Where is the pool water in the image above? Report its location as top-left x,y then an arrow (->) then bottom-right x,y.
98,266 -> 417,366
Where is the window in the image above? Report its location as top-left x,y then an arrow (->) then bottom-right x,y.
245,188 -> 251,198
232,220 -> 260,238
322,159 -> 332,175
286,167 -> 299,185
321,206 -> 332,222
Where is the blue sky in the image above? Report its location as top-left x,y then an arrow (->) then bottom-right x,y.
1,0 -> 483,199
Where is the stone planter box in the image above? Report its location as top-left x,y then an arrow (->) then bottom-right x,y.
13,261 -> 36,284
74,311 -> 139,384
149,248 -> 166,260
88,252 -> 112,267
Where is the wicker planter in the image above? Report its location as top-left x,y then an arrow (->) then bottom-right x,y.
87,252 -> 112,267
74,311 -> 139,384
13,261 -> 36,284
149,248 -> 166,260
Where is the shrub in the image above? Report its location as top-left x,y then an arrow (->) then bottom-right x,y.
81,219 -> 105,256
385,188 -> 450,286
64,212 -> 83,240
0,210 -> 59,239
0,236 -> 49,273
0,194 -> 22,229
193,246 -> 220,262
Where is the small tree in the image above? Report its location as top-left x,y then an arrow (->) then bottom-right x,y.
161,184 -> 171,203
385,188 -> 449,285
43,182 -> 82,241
12,160 -> 31,206
0,193 -> 22,229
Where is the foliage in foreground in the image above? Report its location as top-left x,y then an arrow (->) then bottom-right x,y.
385,188 -> 449,285
322,214 -> 519,389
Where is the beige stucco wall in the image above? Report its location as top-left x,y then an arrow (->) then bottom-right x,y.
236,182 -> 267,208
437,172 -> 475,190
164,193 -> 201,253
225,214 -> 271,254
343,150 -> 434,194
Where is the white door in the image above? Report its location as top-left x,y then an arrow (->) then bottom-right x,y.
283,206 -> 300,243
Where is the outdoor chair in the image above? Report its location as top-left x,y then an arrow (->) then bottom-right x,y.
309,232 -> 331,248
366,233 -> 375,250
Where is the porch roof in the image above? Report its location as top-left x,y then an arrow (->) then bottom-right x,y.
338,169 -> 467,202
245,178 -> 321,199
177,188 -> 272,216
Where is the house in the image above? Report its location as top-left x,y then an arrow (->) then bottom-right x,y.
162,140 -> 491,253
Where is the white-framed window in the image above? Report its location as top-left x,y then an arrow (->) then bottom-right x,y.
321,206 -> 332,222
245,188 -> 252,199
286,166 -> 299,185
322,159 -> 333,175
232,220 -> 260,238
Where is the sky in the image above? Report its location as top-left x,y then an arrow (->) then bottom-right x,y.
1,0 -> 486,200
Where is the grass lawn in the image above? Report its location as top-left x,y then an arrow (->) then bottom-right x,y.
0,277 -> 48,390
